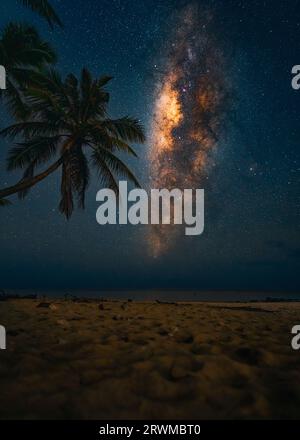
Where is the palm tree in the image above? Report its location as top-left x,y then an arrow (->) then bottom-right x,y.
0,0 -> 61,115
18,0 -> 62,28
0,23 -> 57,118
0,68 -> 145,218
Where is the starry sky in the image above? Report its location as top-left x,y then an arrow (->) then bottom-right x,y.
0,0 -> 299,293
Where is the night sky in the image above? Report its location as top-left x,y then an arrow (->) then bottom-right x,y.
0,0 -> 299,293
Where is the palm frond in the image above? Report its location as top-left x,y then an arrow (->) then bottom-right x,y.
4,78 -> 29,120
65,74 -> 80,118
91,150 -> 119,194
92,145 -> 140,189
96,75 -> 113,89
18,0 -> 62,28
7,136 -> 59,170
0,121 -> 60,139
80,68 -> 92,100
0,198 -> 12,206
17,161 -> 36,199
88,127 -> 138,157
106,137 -> 138,157
101,117 -> 146,143
0,23 -> 57,67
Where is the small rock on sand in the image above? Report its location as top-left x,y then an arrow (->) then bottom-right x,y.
36,302 -> 51,308
56,319 -> 71,328
234,347 -> 263,366
49,304 -> 58,311
174,330 -> 194,343
170,364 -> 189,380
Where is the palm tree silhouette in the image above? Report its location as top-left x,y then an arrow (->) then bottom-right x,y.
0,1 -> 60,117
0,69 -> 145,218
0,23 -> 56,118
0,3 -> 59,206
18,0 -> 62,28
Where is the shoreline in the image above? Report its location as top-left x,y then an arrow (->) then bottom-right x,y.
1,292 -> 300,304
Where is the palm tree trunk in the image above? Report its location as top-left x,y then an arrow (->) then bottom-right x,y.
0,157 -> 63,199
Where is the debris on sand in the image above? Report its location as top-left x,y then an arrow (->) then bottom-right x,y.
36,302 -> 52,308
156,300 -> 178,306
0,291 -> 37,301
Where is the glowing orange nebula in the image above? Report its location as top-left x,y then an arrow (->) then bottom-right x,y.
147,5 -> 230,257
150,72 -> 183,155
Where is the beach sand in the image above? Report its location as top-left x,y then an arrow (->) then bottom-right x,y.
0,298 -> 300,419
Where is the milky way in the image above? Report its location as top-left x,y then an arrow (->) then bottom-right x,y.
148,4 -> 231,257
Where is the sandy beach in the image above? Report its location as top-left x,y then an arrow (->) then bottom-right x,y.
0,298 -> 300,419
